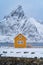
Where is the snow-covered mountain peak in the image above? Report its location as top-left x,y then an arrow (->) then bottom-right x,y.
0,6 -> 43,42
4,5 -> 25,20
11,5 -> 24,18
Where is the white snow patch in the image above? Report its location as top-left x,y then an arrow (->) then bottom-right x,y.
0,47 -> 43,58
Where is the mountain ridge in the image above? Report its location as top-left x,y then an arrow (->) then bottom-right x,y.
0,5 -> 43,42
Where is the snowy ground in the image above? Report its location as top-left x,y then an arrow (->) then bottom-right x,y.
0,47 -> 43,58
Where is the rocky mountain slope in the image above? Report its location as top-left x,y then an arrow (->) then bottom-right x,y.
0,5 -> 43,42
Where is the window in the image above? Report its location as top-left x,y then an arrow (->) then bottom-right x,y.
19,35 -> 22,38
18,41 -> 23,44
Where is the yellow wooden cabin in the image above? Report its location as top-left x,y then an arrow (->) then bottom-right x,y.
14,34 -> 26,48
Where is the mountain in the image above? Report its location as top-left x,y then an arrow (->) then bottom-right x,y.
0,5 -> 43,42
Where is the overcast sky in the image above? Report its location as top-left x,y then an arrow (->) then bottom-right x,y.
0,0 -> 43,21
